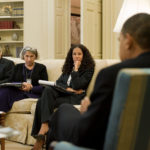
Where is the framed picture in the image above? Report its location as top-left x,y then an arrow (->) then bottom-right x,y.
71,14 -> 80,45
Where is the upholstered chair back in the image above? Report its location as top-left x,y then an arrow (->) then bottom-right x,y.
104,68 -> 150,150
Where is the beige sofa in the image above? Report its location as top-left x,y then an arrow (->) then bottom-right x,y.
4,58 -> 120,145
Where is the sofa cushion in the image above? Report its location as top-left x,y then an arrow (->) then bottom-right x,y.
9,98 -> 38,113
4,57 -> 24,64
30,103 -> 37,115
39,59 -> 65,81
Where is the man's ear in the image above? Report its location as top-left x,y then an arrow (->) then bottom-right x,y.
124,33 -> 134,50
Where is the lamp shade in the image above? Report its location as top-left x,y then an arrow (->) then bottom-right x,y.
114,0 -> 150,33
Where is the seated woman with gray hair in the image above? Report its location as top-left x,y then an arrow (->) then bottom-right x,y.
0,46 -> 48,112
0,48 -> 15,84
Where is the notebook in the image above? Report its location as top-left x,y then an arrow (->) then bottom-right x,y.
0,82 -> 22,88
38,80 -> 74,94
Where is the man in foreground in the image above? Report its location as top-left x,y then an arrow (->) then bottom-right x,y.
46,13 -> 150,150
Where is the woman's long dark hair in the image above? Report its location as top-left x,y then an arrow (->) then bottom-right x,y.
62,44 -> 95,74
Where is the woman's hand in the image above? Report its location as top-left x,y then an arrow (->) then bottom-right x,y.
66,87 -> 75,93
80,96 -> 91,114
21,82 -> 33,92
74,89 -> 85,94
73,61 -> 81,71
66,88 -> 84,94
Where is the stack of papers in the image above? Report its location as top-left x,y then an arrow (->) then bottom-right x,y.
0,82 -> 22,88
38,80 -> 55,86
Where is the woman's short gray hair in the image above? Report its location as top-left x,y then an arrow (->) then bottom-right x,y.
20,46 -> 38,59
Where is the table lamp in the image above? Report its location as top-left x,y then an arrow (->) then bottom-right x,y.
114,0 -> 150,33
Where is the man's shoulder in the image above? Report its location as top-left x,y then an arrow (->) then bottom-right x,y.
102,58 -> 139,72
98,59 -> 136,79
101,61 -> 124,74
100,55 -> 150,78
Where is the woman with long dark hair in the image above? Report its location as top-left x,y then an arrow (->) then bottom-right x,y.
31,44 -> 95,150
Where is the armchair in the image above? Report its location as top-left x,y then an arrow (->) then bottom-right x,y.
50,68 -> 150,150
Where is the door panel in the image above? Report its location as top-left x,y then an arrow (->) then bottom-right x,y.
81,0 -> 102,58
55,0 -> 70,58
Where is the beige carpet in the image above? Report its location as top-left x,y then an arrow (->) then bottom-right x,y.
3,140 -> 33,150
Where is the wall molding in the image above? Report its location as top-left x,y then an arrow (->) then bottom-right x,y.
102,0 -> 123,59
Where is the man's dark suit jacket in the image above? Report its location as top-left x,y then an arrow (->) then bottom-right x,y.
47,52 -> 150,150
0,58 -> 15,84
77,52 -> 150,149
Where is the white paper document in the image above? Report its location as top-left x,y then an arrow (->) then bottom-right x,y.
38,80 -> 55,86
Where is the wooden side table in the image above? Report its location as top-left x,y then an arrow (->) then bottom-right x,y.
0,112 -> 6,150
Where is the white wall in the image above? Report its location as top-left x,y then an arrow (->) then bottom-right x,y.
23,0 -> 123,59
24,0 -> 43,58
24,0 -> 55,59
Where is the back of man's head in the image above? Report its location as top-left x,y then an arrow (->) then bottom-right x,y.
121,13 -> 150,50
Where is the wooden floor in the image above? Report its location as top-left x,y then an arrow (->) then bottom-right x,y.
1,140 -> 33,150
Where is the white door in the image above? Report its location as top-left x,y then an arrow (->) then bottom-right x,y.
54,0 -> 70,58
81,0 -> 102,58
